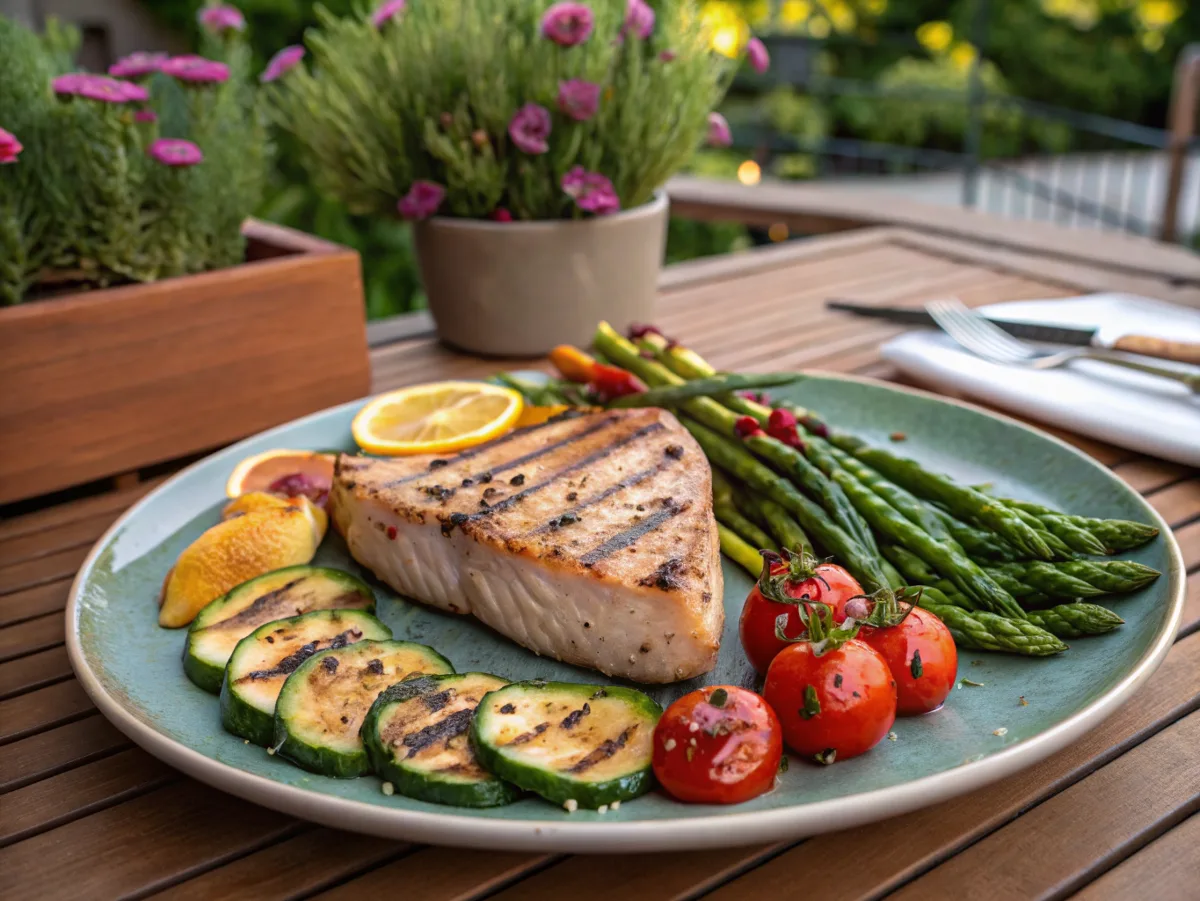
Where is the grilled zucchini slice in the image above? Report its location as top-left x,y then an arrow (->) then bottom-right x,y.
184,566 -> 375,694
471,681 -> 661,809
362,673 -> 521,808
220,609 -> 390,746
273,640 -> 453,778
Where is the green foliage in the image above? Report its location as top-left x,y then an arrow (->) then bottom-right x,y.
266,0 -> 735,220
0,15 -> 268,305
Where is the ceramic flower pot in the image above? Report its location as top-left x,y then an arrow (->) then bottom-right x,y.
414,191 -> 669,357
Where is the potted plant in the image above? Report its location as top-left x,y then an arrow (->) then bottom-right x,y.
0,11 -> 371,504
267,0 -> 768,356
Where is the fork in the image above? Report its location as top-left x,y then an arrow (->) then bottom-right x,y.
926,299 -> 1200,393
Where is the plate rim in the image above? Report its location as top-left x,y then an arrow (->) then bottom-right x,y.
64,372 -> 1186,853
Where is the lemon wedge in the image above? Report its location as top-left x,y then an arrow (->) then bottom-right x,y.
351,381 -> 523,455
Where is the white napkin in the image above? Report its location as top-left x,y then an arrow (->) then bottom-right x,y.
880,294 -> 1200,466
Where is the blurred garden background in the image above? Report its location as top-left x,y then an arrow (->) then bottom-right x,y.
15,0 -> 1198,317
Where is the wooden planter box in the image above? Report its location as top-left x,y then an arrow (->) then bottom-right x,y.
0,220 -> 371,505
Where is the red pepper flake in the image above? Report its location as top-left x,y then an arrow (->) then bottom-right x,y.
890,431 -> 907,442
386,525 -> 397,540
733,415 -> 765,439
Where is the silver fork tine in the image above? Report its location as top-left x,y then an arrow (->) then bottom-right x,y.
926,303 -> 1018,362
928,300 -> 1033,362
931,300 -> 1036,359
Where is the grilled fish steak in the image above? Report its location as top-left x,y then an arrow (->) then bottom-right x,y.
329,409 -> 723,683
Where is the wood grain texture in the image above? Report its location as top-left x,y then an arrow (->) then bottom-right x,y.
703,630 -> 1200,901
1111,458 -> 1191,494
0,644 -> 72,699
0,223 -> 370,504
0,611 -> 63,662
151,829 -> 406,901
0,781 -> 300,899
887,710 -> 1200,901
1111,333 -> 1200,365
0,716 -> 128,792
1146,478 -> 1200,526
0,476 -> 164,543
0,579 -> 71,628
1071,812 -> 1200,901
309,848 -> 555,901
0,680 -> 94,745
0,544 -> 93,595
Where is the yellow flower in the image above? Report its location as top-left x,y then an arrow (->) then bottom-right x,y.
826,0 -> 857,32
808,17 -> 830,38
1138,0 -> 1182,30
950,42 -> 978,72
863,0 -> 887,14
1140,30 -> 1165,51
916,21 -> 953,54
780,0 -> 810,27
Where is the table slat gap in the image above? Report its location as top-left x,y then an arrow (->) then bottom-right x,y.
0,715 -> 129,793
0,610 -> 65,663
0,579 -> 73,629
0,645 -> 73,700
1069,812 -> 1200,900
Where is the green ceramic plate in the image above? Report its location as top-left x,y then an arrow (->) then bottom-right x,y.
66,375 -> 1184,852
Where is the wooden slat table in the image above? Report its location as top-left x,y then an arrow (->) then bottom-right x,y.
3,225 -> 1198,900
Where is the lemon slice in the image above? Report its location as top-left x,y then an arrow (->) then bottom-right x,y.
352,381 -> 524,455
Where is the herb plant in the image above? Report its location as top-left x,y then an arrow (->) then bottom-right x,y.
0,11 -> 267,305
267,0 -> 762,222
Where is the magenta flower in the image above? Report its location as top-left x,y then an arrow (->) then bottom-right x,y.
109,51 -> 168,78
489,208 -> 514,222
561,166 -> 621,215
397,181 -> 445,220
707,112 -> 732,147
659,49 -> 677,62
623,0 -> 655,40
746,36 -> 770,74
162,55 -> 229,84
371,0 -> 406,27
508,103 -> 551,154
135,109 -> 158,123
198,5 -> 245,34
261,45 -> 305,83
53,73 -> 146,103
557,79 -> 601,121
0,128 -> 23,165
541,2 -> 594,47
147,138 -> 204,167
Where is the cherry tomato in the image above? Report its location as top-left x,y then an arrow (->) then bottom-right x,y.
739,555 -> 864,675
652,685 -> 782,804
763,638 -> 896,763
860,606 -> 958,716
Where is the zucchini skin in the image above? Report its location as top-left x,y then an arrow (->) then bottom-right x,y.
273,641 -> 454,779
362,674 -> 521,808
183,566 -> 375,694
220,609 -> 390,746
470,681 -> 662,810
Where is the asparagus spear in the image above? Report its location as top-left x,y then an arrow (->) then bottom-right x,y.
681,417 -> 890,593
711,471 -> 775,551
929,508 -> 1023,563
1001,504 -> 1078,558
639,330 -> 1055,560
825,445 -> 951,542
718,524 -> 765,577
607,372 -> 801,408
635,332 -> 881,558
917,588 -> 1068,656
984,559 -> 1161,599
1002,499 -> 1160,553
595,324 -> 881,570
882,544 -> 974,609
738,488 -> 813,553
1025,603 -> 1124,638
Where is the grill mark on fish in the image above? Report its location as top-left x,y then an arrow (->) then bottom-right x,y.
237,628 -> 362,682
481,416 -> 623,479
525,453 -> 679,537
578,502 -> 685,566
568,726 -> 636,773
466,422 -> 666,522
402,708 -> 474,758
377,411 -> 590,487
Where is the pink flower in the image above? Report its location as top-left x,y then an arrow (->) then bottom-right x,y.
371,0 -> 406,27
261,45 -> 305,83
108,51 -> 168,78
707,111 -> 732,147
623,0 -> 655,40
0,128 -> 23,164
659,49 -> 676,62
397,181 -> 445,220
541,2 -> 594,47
198,5 -> 245,34
746,36 -> 770,74
56,74 -> 149,103
508,103 -> 551,154
557,79 -> 600,121
561,166 -> 621,215
147,138 -> 204,167
135,109 -> 158,123
489,208 -> 514,222
161,55 -> 230,84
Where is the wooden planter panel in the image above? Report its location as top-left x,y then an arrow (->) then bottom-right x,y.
0,221 -> 370,505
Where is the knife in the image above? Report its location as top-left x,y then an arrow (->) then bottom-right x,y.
827,299 -> 1200,366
